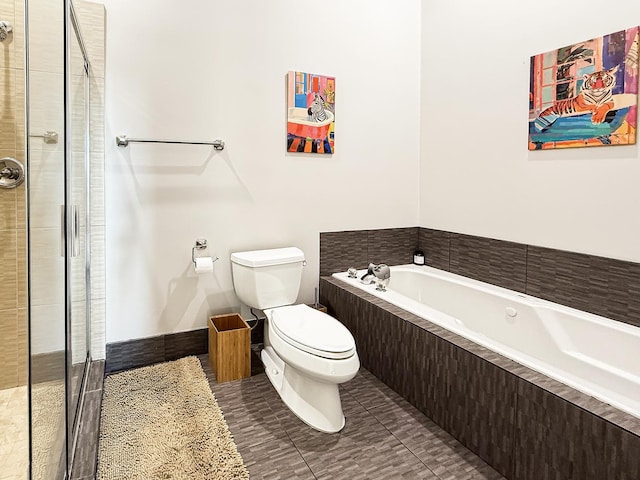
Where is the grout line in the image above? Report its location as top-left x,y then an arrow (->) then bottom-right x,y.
510,380 -> 519,479
359,396 -> 441,479
198,354 -> 318,479
199,354 -> 502,479
524,244 -> 529,294
446,232 -> 451,271
284,429 -> 318,480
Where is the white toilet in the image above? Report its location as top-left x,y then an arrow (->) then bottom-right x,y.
230,247 -> 359,433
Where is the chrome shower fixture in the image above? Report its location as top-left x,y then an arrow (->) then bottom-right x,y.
0,21 -> 13,42
30,131 -> 59,144
0,157 -> 25,189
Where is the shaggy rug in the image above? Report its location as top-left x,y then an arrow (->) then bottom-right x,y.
97,356 -> 248,479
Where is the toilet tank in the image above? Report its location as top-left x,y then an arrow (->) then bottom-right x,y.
230,247 -> 305,309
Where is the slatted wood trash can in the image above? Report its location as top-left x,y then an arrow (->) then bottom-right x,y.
208,313 -> 251,382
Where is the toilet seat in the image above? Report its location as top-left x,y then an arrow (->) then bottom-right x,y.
268,304 -> 356,360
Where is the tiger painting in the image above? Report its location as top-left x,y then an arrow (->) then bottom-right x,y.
625,31 -> 639,72
534,65 -> 619,132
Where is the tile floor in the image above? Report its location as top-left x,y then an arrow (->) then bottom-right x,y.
197,354 -> 505,480
0,386 -> 29,480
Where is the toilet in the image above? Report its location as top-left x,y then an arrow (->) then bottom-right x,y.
230,247 -> 359,433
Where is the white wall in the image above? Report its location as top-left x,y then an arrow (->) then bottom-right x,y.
104,0 -> 421,342
421,1 -> 640,263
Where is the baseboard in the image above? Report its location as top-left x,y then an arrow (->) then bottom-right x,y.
105,329 -> 208,374
31,351 -> 66,384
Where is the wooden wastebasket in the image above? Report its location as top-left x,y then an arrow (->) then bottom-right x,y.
307,303 -> 327,313
208,313 -> 251,383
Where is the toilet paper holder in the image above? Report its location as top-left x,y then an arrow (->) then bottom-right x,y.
192,238 -> 219,265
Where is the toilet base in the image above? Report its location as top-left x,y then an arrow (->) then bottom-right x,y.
261,347 -> 346,433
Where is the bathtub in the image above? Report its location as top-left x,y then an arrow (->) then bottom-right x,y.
333,264 -> 640,419
287,107 -> 334,139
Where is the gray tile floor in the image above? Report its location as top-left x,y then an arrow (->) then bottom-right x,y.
197,354 -> 505,480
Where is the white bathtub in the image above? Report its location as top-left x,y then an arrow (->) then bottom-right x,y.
333,264 -> 640,419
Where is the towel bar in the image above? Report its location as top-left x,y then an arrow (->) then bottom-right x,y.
116,135 -> 225,150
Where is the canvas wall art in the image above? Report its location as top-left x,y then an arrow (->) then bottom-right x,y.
529,27 -> 639,150
287,71 -> 335,154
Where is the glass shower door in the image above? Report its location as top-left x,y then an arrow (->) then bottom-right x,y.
67,3 -> 90,465
28,0 -> 68,476
28,0 -> 91,477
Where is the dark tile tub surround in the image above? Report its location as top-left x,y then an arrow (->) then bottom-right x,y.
514,380 -> 606,480
449,234 -> 527,293
319,227 -> 418,276
320,227 -> 640,328
367,227 -> 420,267
320,279 -> 516,478
320,277 -> 640,480
418,228 -> 450,271
319,229 -> 370,277
514,379 -> 640,480
106,328 -> 208,373
526,246 -> 640,328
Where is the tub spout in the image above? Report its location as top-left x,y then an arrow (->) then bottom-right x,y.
360,263 -> 376,284
372,264 -> 390,281
360,263 -> 390,285
360,271 -> 375,284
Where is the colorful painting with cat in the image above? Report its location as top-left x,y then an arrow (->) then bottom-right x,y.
529,27 -> 639,150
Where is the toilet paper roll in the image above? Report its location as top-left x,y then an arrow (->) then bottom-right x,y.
194,256 -> 214,274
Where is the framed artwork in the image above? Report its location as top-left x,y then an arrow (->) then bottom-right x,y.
287,71 -> 335,154
529,27 -> 639,150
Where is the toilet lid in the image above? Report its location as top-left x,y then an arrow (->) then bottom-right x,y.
270,304 -> 356,360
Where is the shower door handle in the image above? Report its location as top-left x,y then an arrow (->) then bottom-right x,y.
60,205 -> 65,257
71,205 -> 80,258
60,205 -> 81,257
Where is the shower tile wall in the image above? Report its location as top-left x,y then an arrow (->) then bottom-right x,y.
0,0 -> 106,388
27,0 -> 68,373
0,0 -> 27,389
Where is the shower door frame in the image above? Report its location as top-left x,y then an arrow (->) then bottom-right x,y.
65,0 -> 91,473
25,0 -> 92,477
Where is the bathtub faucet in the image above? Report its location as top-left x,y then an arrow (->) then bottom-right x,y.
360,263 -> 391,287
372,263 -> 391,281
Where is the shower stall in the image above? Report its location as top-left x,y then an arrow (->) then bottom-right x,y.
0,0 -> 105,478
